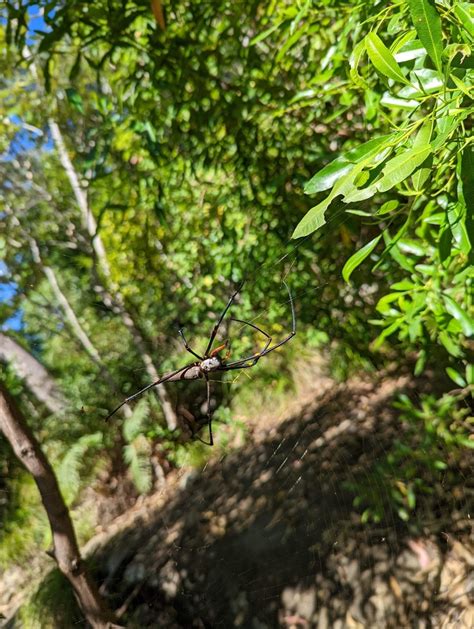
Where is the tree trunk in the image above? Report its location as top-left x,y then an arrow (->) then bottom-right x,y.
0,384 -> 120,628
28,239 -> 132,418
0,333 -> 65,414
48,119 -> 177,430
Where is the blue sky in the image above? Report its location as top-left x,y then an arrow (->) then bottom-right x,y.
1,5 -> 48,332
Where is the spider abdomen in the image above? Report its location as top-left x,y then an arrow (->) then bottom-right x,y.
200,357 -> 221,372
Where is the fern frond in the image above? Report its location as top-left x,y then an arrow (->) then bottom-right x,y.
56,432 -> 103,505
122,398 -> 150,443
123,436 -> 152,494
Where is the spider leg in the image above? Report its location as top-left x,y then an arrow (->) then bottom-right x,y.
231,317 -> 272,343
206,375 -> 213,446
105,366 -> 190,422
178,327 -> 204,360
205,281 -> 244,356
223,281 -> 295,368
226,317 -> 272,367
192,374 -> 214,446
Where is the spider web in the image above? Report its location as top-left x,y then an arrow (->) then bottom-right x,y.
1,227 -> 472,627
78,255 -> 472,627
91,361 -> 472,628
1,160 -> 472,626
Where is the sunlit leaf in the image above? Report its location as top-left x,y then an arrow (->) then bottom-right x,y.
342,235 -> 382,282
443,295 -> 474,336
292,201 -> 327,238
454,2 -> 474,37
460,147 -> 474,250
446,367 -> 466,387
407,0 -> 443,72
304,135 -> 394,194
376,145 -> 432,192
365,32 -> 411,85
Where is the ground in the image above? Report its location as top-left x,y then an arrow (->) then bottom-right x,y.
1,358 -> 473,627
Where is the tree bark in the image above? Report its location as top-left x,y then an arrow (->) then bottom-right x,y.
28,239 -> 132,418
0,383 -> 120,628
48,119 -> 177,430
0,333 -> 65,414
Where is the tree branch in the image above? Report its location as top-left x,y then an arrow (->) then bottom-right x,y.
0,384 -> 121,628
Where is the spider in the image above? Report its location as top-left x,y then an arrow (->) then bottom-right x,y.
105,281 -> 295,445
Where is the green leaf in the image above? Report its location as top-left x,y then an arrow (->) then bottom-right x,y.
455,3 -> 474,38
292,201 -> 327,238
407,0 -> 443,73
296,137 -> 398,237
414,349 -> 426,376
377,200 -> 400,215
65,88 -> 84,114
450,74 -> 473,99
397,507 -> 410,521
250,21 -> 282,45
304,134 -> 394,194
123,399 -> 149,442
465,363 -> 474,385
376,145 -> 432,192
391,280 -> 416,290
412,165 -> 431,191
407,486 -> 416,509
409,68 -> 443,93
124,441 -> 152,494
438,227 -> 452,262
342,235 -> 382,282
304,160 -> 353,194
412,119 -> 433,148
439,330 -> 463,357
443,295 -> 474,336
365,33 -> 411,85
446,367 -> 466,387
461,147 -> 474,250
432,115 -> 459,150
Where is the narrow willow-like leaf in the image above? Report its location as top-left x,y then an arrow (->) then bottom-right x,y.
342,234 -> 382,282
250,21 -> 282,45
460,147 -> 474,215
446,367 -> 466,387
304,160 -> 353,194
373,318 -> 402,349
292,201 -> 327,238
376,145 -> 432,192
412,119 -> 433,148
443,295 -> 474,336
407,0 -> 443,72
454,3 -> 474,37
304,134 -> 394,194
412,166 -> 431,191
431,114 -> 459,150
451,74 -> 473,98
295,160 -> 371,237
365,32 -> 410,84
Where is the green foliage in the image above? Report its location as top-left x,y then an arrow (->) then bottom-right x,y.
0,475 -> 50,568
287,0 -> 473,390
123,400 -> 153,494
20,568 -> 81,629
350,391 -> 473,524
0,0 -> 471,583
56,432 -> 103,505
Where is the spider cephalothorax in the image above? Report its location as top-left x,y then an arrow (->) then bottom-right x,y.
106,281 -> 295,445
200,356 -> 222,372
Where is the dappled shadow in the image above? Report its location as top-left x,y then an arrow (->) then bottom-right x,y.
92,374 -> 473,628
